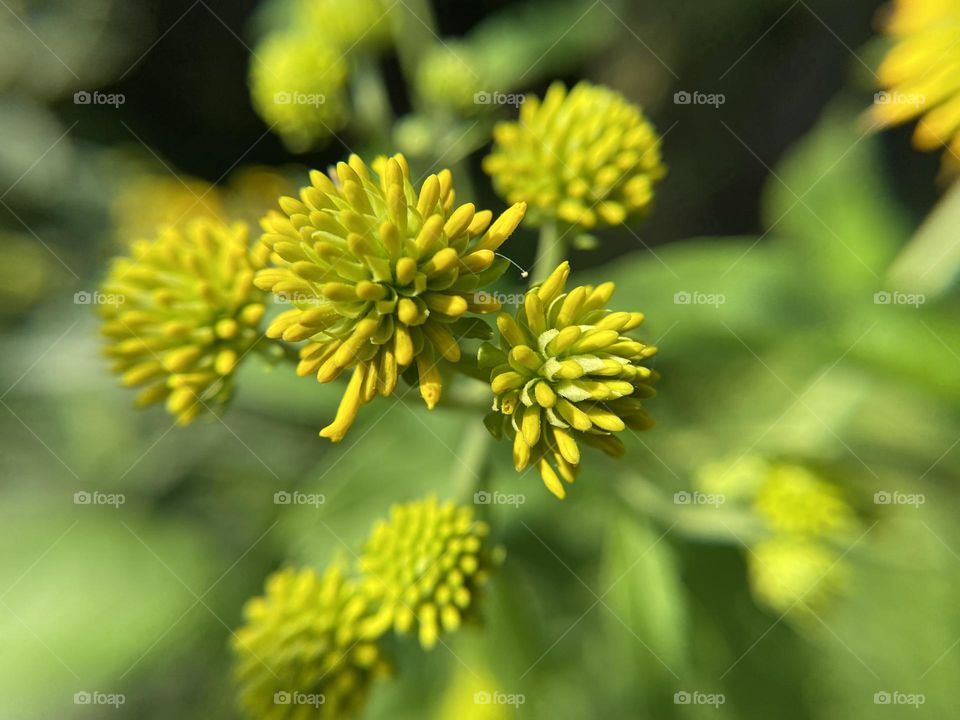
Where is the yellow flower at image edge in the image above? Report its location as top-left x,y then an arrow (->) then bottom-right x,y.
255,153 -> 526,442
481,261 -> 658,499
358,497 -> 504,649
869,0 -> 960,165
250,32 -> 348,153
483,81 -> 666,229
233,565 -> 388,720
100,220 -> 267,424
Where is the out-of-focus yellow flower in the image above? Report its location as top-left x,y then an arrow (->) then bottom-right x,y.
696,457 -> 858,618
483,81 -> 666,229
297,0 -> 393,52
869,0 -> 960,166
111,174 -> 225,243
754,463 -> 856,537
0,233 -> 55,318
749,537 -> 846,615
99,220 -> 268,425
254,153 -> 526,442
480,261 -> 658,499
224,166 -> 297,227
249,31 -> 348,152
233,565 -> 389,720
416,42 -> 486,112
435,666 -> 511,720
357,497 -> 504,649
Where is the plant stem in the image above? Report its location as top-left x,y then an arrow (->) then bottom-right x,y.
389,0 -> 437,114
350,55 -> 393,149
452,417 -> 493,503
531,217 -> 565,283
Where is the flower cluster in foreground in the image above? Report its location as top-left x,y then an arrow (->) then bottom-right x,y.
233,497 -> 502,719
254,153 -> 526,442
484,81 -> 666,229
697,457 -> 858,618
481,261 -> 658,499
100,219 -> 268,424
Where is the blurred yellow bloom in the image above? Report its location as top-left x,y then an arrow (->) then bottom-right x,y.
111,174 -> 225,243
255,153 -> 526,442
416,42 -> 486,112
696,457 -> 858,618
297,0 -> 393,51
435,666 -> 511,720
0,233 -> 55,318
249,31 -> 348,152
358,496 -> 504,649
481,261 -> 658,499
100,220 -> 268,425
224,166 -> 297,227
869,0 -> 960,165
233,565 -> 389,720
483,81 -> 666,229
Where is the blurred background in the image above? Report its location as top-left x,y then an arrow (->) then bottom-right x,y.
2,0 -> 960,717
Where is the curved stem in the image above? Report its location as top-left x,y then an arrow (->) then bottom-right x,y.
531,217 -> 565,283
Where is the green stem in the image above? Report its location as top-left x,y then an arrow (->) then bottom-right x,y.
389,0 -> 437,114
452,418 -> 493,503
350,55 -> 394,149
531,217 -> 565,283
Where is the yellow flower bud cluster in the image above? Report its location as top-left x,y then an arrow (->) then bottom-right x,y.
483,81 -> 666,229
254,153 -> 526,442
99,220 -> 268,424
481,261 -> 658,499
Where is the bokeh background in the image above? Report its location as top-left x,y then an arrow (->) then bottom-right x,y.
2,0 -> 959,717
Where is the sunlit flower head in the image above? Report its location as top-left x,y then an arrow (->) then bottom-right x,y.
358,496 -> 504,649
233,565 -> 388,720
99,220 -> 268,425
254,153 -> 526,442
483,81 -> 666,229
753,463 -> 856,537
249,31 -> 348,153
869,0 -> 960,167
481,261 -> 658,499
